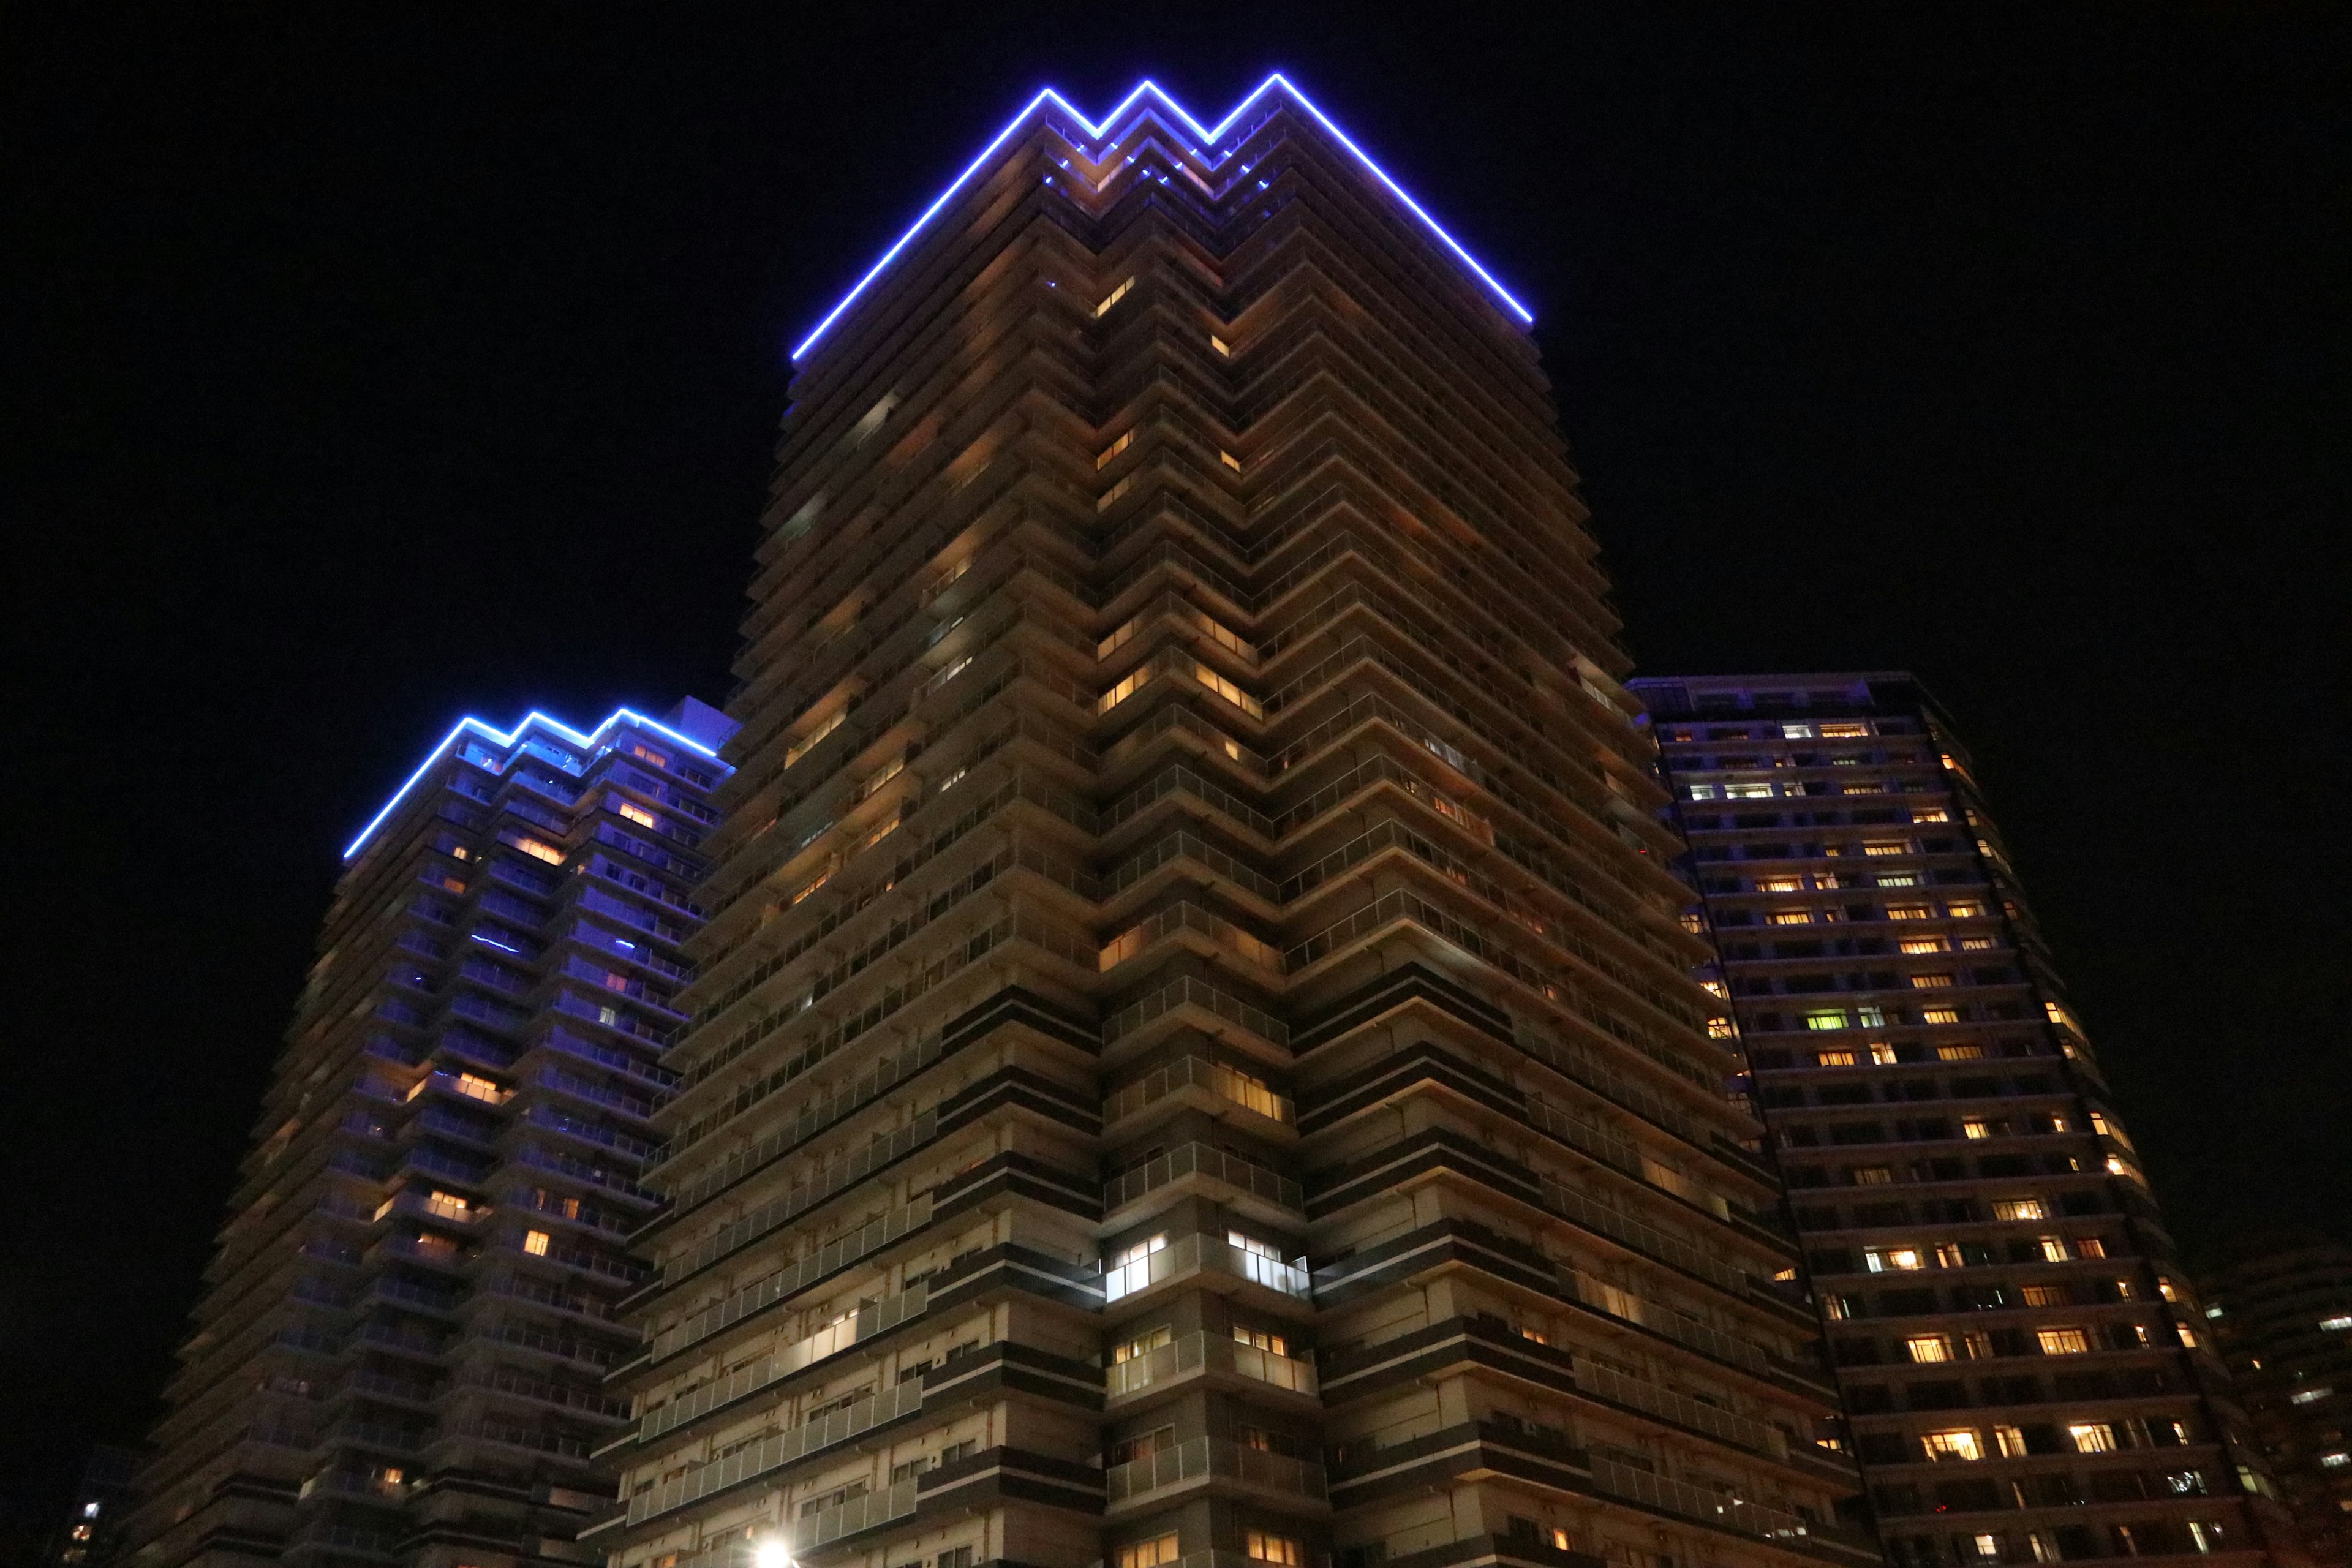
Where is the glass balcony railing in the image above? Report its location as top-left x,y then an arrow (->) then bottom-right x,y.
1106,1330 -> 1318,1401
1104,1143 -> 1303,1216
1102,1435 -> 1325,1506
1102,1234 -> 1312,1305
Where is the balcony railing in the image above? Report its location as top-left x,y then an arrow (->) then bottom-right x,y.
790,1477 -> 916,1552
1105,1143 -> 1303,1215
639,1284 -> 927,1441
628,1381 -> 924,1525
1103,1055 -> 1294,1129
1586,1455 -> 1864,1558
1102,1234 -> 1312,1304
1103,1436 -> 1326,1506
1105,1330 -> 1319,1401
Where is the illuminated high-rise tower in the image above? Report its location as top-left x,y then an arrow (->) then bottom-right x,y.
1630,673 -> 2305,1568
595,77 -> 1869,1568
124,703 -> 737,1568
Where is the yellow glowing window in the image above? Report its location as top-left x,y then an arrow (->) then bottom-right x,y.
1923,1009 -> 1964,1027
1551,1531 -> 1575,1554
785,709 -> 845,769
1908,1335 -> 1955,1363
1863,842 -> 1910,858
1233,1325 -> 1289,1357
1886,905 -> 1931,921
1910,972 -> 1956,989
1706,1018 -> 1735,1039
1098,665 -> 1154,714
1921,1429 -> 1981,1460
1821,722 -> 1870,738
1815,1049 -> 1858,1066
791,870 -> 831,906
2020,1284 -> 2068,1307
2176,1324 -> 2201,1348
1210,333 -> 1232,357
1870,1246 -> 1924,1270
1841,780 -> 1883,796
1095,277 -> 1134,317
1097,616 -> 1140,659
1993,1425 -> 2027,1457
2037,1328 -> 2090,1355
1901,938 -> 1950,955
424,1190 -> 472,1221
1194,662 -> 1262,716
1946,902 -> 1986,918
1096,431 -> 1133,469
1519,1325 -> 1550,1344
1913,807 -> 1951,823
860,816 -> 900,852
1220,450 -> 1242,472
1245,1535 -> 1299,1567
1099,925 -> 1148,972
523,1230 -> 551,1256
1934,1039 -> 1981,1057
515,837 -> 563,865
2075,1237 -> 2105,1258
1853,1167 -> 1896,1187
1117,1534 -> 1180,1568
1871,1042 -> 1898,1064
1994,1199 -> 2046,1222
1769,910 -> 1812,925
1098,474 -> 1136,513
2068,1423 -> 2116,1453
453,1072 -> 502,1104
1757,876 -> 1803,892
1961,936 -> 1996,950
1962,1119 -> 1990,1140
617,800 -> 657,829
1111,1326 -> 1173,1365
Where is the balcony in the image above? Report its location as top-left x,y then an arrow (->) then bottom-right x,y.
625,1380 -> 924,1526
788,1476 -> 916,1553
1104,1142 -> 1303,1221
1103,1435 -> 1327,1512
1106,1330 -> 1320,1404
1104,1054 -> 1295,1131
1102,1232 -> 1313,1308
1587,1456 -> 1877,1564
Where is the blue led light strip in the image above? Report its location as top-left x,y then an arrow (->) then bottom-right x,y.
341,707 -> 723,861
790,72 -> 1531,361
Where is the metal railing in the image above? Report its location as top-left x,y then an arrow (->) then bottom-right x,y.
1105,1143 -> 1303,1215
1103,974 -> 1287,1049
1105,1331 -> 1319,1401
639,1284 -> 927,1442
1102,1233 -> 1313,1303
1569,1359 -> 1776,1455
628,1380 -> 924,1525
790,1477 -> 917,1551
1102,1436 -> 1325,1506
1103,1055 -> 1294,1129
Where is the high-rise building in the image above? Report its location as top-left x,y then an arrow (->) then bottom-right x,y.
54,1445 -> 143,1568
1628,673 -> 2302,1568
2198,1234 -> 2352,1566
123,703 -> 737,1568
594,74 -> 1871,1568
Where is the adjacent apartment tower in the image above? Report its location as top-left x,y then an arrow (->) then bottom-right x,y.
2198,1234 -> 2352,1566
594,74 -> 1872,1568
123,704 -> 737,1568
1628,674 -> 2302,1568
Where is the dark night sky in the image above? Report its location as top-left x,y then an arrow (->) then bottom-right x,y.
7,0 -> 2346,1541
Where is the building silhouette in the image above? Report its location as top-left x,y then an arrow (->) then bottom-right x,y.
122,703 -> 736,1568
1628,673 -> 2303,1568
2198,1233 -> 2352,1566
592,73 -> 1871,1568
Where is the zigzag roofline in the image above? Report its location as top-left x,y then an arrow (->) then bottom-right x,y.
790,72 -> 1532,362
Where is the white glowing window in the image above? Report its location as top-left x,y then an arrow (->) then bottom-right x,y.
2320,1316 -> 2352,1332
1921,1430 -> 1981,1460
2290,1387 -> 2334,1406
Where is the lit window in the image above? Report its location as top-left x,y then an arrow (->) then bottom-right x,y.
2320,1316 -> 2352,1332
1096,431 -> 1133,469
1866,1247 -> 1924,1272
616,799 -> 657,829
423,1189 -> 473,1222
524,1230 -> 551,1256
1821,722 -> 1870,738
1962,1119 -> 1990,1140
2176,1324 -> 2199,1348
2290,1387 -> 2334,1406
1908,1335 -> 1955,1364
2039,1237 -> 2071,1262
1782,723 -> 1815,739
1098,665 -> 1155,714
1993,1199 -> 2046,1223
1971,1536 -> 1999,1561
1687,783 -> 1719,801
1993,1425 -> 2028,1457
1757,876 -> 1804,892
2075,1237 -> 2106,1259
2319,1452 -> 2350,1469
1193,661 -> 1263,717
1113,1327 -> 1174,1365
1924,1012 -> 1965,1029
1886,905 -> 1931,921
1910,973 -> 1956,989
2036,1328 -> 2090,1355
453,1072 -> 502,1103
1871,1042 -> 1898,1065
785,709 -> 846,768
1806,1011 -> 1850,1031
1096,277 -> 1134,316
1961,936 -> 1996,950
1900,938 -> 1950,955
1876,873 -> 1920,887
1209,333 -> 1232,356
2020,1285 -> 2068,1307
1863,842 -> 1911,858
1769,910 -> 1813,925
514,837 -> 564,865
1947,902 -> 1985,918
1118,1535 -> 1180,1568
1913,808 -> 1951,823
1853,1167 -> 1896,1187
1245,1534 -> 1299,1567
1233,1324 -> 1289,1356
2068,1423 -> 2117,1454
1921,1430 -> 1982,1461
1726,783 -> 1774,799
1551,1530 -> 1575,1553
1220,450 -> 1242,472
1815,1049 -> 1858,1066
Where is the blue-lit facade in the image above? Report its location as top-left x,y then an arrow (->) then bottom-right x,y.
124,701 -> 737,1568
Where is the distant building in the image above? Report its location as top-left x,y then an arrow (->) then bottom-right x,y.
121,701 -> 736,1568
1630,673 -> 2305,1567
54,1446 -> 141,1568
2198,1234 -> 2352,1565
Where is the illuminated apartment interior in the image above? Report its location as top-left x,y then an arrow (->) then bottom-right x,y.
1627,673 -> 2304,1568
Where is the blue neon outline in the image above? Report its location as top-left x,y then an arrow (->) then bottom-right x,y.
790,72 -> 1531,361
341,706 -> 727,861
